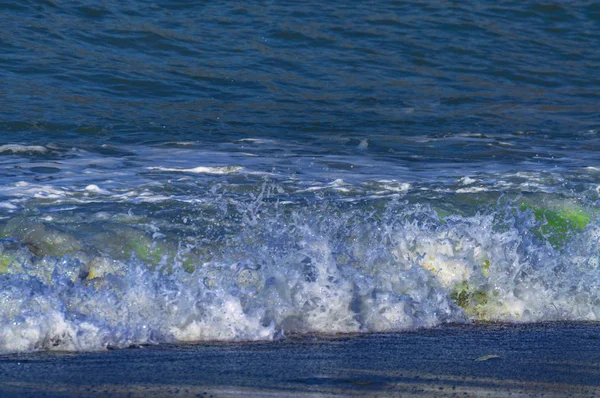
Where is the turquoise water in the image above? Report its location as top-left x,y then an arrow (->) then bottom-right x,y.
0,1 -> 599,352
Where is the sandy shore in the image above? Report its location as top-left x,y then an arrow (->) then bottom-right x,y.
1,322 -> 599,397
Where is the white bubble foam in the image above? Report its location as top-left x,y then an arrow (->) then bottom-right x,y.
456,187 -> 488,193
148,165 -> 243,174
0,145 -> 48,154
459,176 -> 477,185
84,185 -> 111,195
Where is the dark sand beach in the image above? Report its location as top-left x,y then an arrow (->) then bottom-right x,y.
1,322 -> 599,397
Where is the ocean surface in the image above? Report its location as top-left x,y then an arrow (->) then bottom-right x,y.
0,1 -> 599,353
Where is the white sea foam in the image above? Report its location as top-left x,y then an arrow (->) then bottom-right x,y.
1,181 -> 68,200
148,165 -> 243,174
377,180 -> 411,193
456,187 -> 488,193
84,185 -> 111,195
459,176 -> 477,185
296,179 -> 352,193
0,144 -> 48,154
133,192 -> 174,203
0,202 -> 18,210
236,138 -> 275,144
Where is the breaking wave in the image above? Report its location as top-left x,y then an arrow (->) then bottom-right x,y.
1,193 -> 598,353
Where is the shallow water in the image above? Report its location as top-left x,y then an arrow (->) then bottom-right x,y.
0,1 -> 599,352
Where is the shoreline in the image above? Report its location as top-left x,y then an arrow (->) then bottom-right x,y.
1,322 -> 600,397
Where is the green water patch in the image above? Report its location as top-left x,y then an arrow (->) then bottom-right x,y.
0,240 -> 35,276
418,252 -> 500,319
520,202 -> 592,248
450,281 -> 492,318
0,217 -> 202,279
0,253 -> 16,274
1,217 -> 83,257
481,259 -> 491,277
88,225 -> 200,274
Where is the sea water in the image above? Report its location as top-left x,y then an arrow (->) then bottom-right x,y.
0,1 -> 599,352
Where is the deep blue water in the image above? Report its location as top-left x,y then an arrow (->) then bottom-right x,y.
2,2 -> 599,142
0,1 -> 599,352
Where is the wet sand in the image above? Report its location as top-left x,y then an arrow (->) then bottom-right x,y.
1,322 -> 599,397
